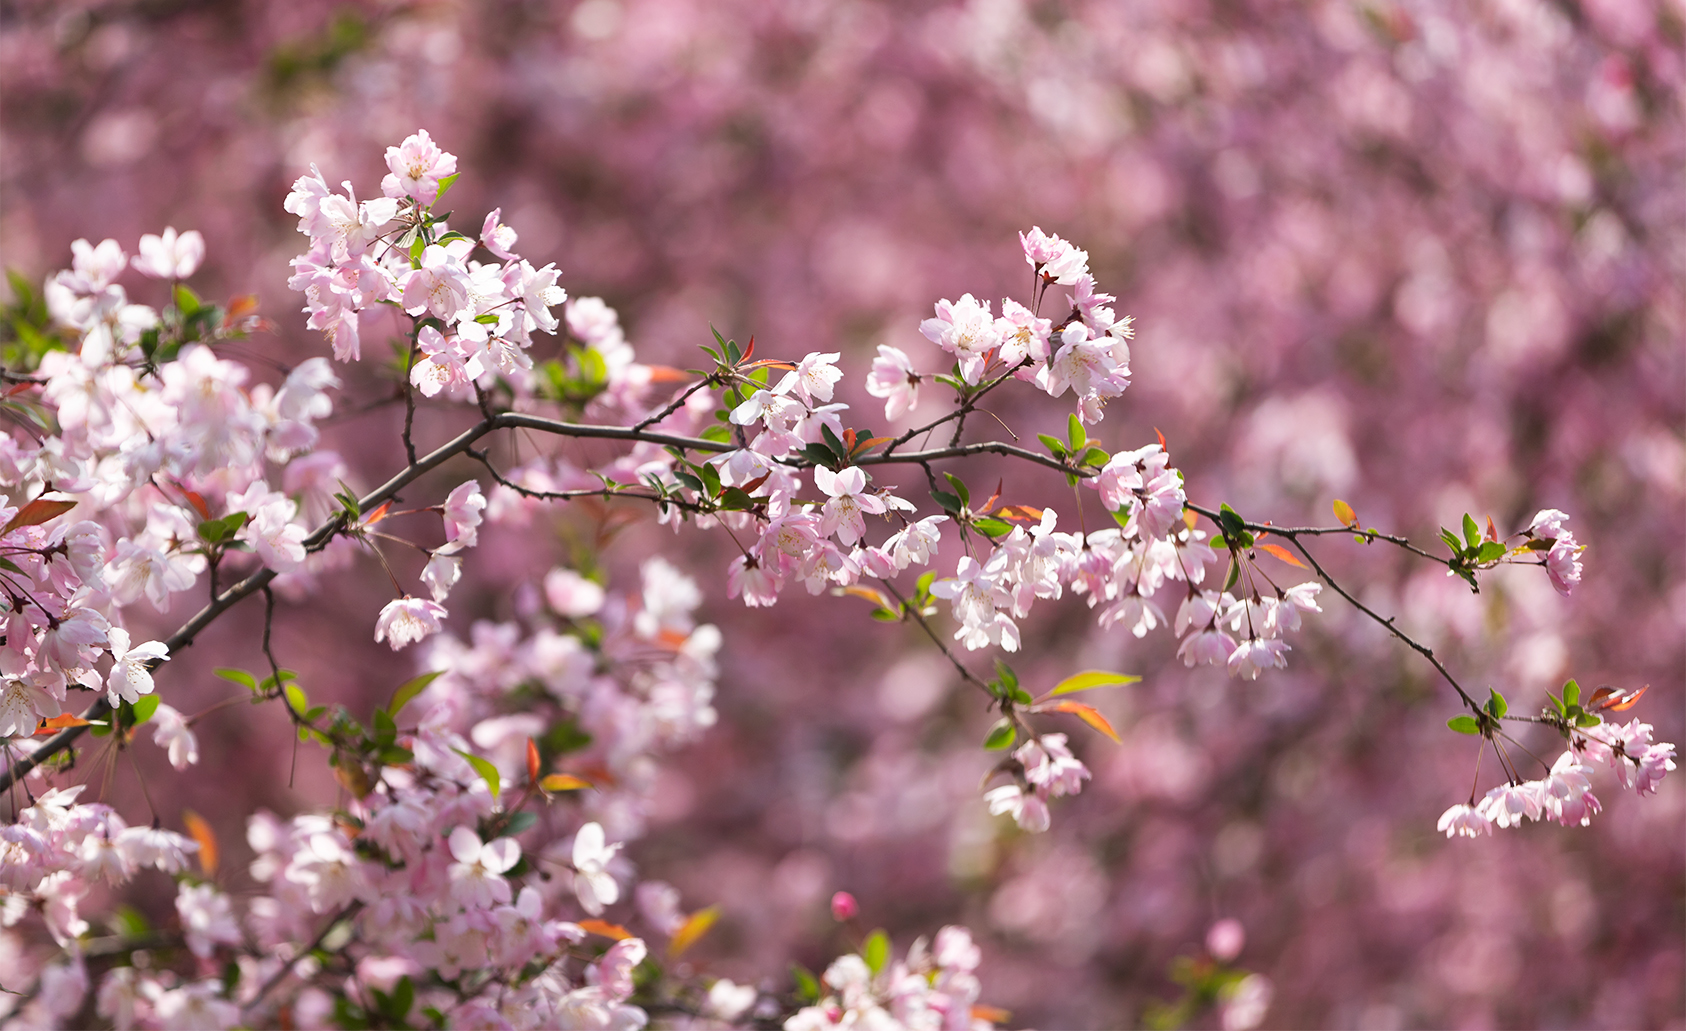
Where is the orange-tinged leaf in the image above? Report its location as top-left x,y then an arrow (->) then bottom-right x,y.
658,628 -> 691,649
1486,515 -> 1499,543
578,919 -> 633,940
1257,542 -> 1307,569
978,479 -> 1003,515
645,365 -> 692,383
362,501 -> 392,526
225,294 -> 260,320
1184,508 -> 1198,531
852,436 -> 893,454
1333,499 -> 1358,528
743,360 -> 796,372
5,382 -> 34,398
1589,684 -> 1647,712
35,714 -> 93,733
540,773 -> 592,792
1,497 -> 75,536
842,585 -> 894,610
971,1006 -> 1012,1024
741,335 -> 755,363
741,473 -> 772,495
668,904 -> 720,957
526,738 -> 541,784
183,810 -> 218,877
1051,700 -> 1121,743
995,505 -> 1045,522
843,428 -> 856,450
1155,427 -> 1167,451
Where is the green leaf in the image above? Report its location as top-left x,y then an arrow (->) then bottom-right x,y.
1476,540 -> 1506,563
1081,446 -> 1111,468
700,423 -> 733,444
672,470 -> 705,493
943,473 -> 970,507
378,745 -> 414,765
993,660 -> 1018,692
972,516 -> 1012,538
1218,503 -> 1247,541
451,747 -> 502,799
1562,679 -> 1580,707
1462,513 -> 1482,549
1574,712 -> 1602,728
821,424 -> 849,462
500,810 -> 538,837
862,929 -> 890,975
432,172 -> 461,206
390,976 -> 414,1022
915,571 -> 936,598
931,489 -> 962,514
577,346 -> 608,387
1223,556 -> 1240,593
1037,433 -> 1068,457
215,667 -> 258,691
172,283 -> 202,316
725,338 -> 741,365
390,671 -> 443,717
1067,413 -> 1086,451
718,486 -> 756,511
698,461 -> 723,499
372,708 -> 397,747
983,719 -> 1016,750
1439,528 -> 1464,554
1051,670 -> 1142,696
1009,685 -> 1033,706
1447,715 -> 1482,735
791,964 -> 820,1003
130,694 -> 161,725
804,443 -> 839,469
1486,688 -> 1508,719
284,683 -> 310,720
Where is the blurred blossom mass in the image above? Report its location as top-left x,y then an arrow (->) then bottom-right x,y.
1,0 -> 1682,1027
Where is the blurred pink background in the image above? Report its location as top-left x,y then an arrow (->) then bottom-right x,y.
2,0 -> 1682,1026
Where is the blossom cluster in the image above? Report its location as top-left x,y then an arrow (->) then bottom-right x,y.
785,925 -> 991,1031
285,129 -> 567,390
1439,717 -> 1676,839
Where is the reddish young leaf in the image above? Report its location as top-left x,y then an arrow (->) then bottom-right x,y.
842,584 -> 894,610
1050,701 -> 1121,743
1333,499 -> 1359,529
0,497 -> 76,536
978,479 -> 1003,515
1257,542 -> 1308,569
1155,427 -> 1167,451
578,919 -> 634,940
526,738 -> 541,784
182,489 -> 212,522
362,501 -> 392,526
741,473 -> 772,495
740,335 -> 755,363
842,428 -> 856,451
1486,515 -> 1499,542
972,1006 -> 1013,1024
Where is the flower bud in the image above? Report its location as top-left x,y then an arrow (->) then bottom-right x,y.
830,891 -> 858,922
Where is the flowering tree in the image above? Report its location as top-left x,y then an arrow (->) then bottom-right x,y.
0,1 -> 1680,1027
0,125 -> 1671,1030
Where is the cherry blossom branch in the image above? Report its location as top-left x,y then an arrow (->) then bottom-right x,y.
1185,501 -> 1479,710
241,901 -> 364,1021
